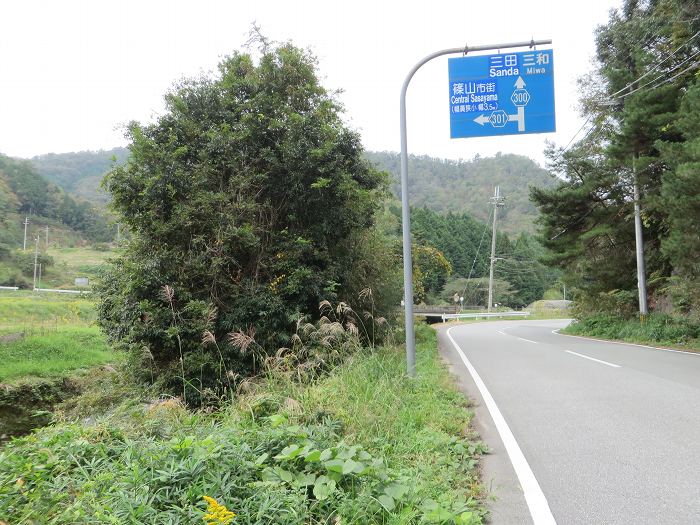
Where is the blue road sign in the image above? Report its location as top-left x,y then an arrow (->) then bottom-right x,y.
448,49 -> 555,138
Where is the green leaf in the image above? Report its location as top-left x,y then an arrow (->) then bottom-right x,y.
255,452 -> 269,465
384,483 -> 409,500
378,494 -> 395,511
319,448 -> 334,461
313,475 -> 336,500
341,459 -> 360,475
275,444 -> 301,460
455,511 -> 480,525
278,468 -> 294,483
305,449 -> 322,462
324,459 -> 345,473
310,177 -> 331,189
267,414 -> 286,428
295,472 -> 316,487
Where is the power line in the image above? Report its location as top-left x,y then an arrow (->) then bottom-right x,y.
635,59 -> 700,93
610,29 -> 700,98
617,48 -> 700,100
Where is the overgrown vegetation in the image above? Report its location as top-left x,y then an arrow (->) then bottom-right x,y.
0,325 -> 486,524
407,207 -> 559,307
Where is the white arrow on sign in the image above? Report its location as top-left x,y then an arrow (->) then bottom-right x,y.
514,76 -> 526,89
509,107 -> 525,132
473,114 -> 491,126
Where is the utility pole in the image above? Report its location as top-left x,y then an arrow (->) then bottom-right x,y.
23,217 -> 29,250
488,186 -> 505,312
33,236 -> 39,291
44,226 -> 49,249
632,156 -> 648,318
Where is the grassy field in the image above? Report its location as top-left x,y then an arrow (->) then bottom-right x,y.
0,326 -> 111,382
0,290 -> 112,383
0,246 -> 114,290
38,247 -> 113,289
0,291 -> 96,331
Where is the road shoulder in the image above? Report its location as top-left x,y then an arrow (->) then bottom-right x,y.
435,324 -> 532,525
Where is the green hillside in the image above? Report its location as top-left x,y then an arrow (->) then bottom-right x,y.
26,148 -> 554,234
0,154 -> 115,287
31,147 -> 129,205
367,151 -> 557,233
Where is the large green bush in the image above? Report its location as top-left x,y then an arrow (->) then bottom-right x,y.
97,42 -> 399,403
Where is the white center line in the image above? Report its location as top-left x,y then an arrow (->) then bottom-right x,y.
447,326 -> 557,525
566,350 -> 621,368
516,336 -> 539,344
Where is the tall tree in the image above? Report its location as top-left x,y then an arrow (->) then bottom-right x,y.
532,0 -> 700,313
97,42 -> 396,402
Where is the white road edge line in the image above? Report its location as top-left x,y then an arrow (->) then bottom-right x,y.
446,326 -> 557,525
497,330 -> 507,335
565,350 -> 621,368
552,329 -> 700,357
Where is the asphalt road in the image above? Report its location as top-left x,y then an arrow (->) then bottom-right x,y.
437,319 -> 700,525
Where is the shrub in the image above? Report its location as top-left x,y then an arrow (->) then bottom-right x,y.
96,41 -> 397,403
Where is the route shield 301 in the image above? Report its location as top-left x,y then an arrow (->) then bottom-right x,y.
448,49 -> 555,138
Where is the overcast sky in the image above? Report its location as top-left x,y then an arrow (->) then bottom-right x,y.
1,0 -> 621,164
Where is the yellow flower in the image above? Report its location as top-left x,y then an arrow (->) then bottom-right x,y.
202,496 -> 236,525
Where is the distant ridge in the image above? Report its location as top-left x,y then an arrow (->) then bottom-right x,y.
366,151 -> 557,233
30,147 -> 129,205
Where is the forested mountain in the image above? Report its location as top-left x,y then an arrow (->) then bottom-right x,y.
367,151 -> 557,233
31,147 -> 129,205
0,154 -> 113,249
26,148 -> 553,236
532,0 -> 700,317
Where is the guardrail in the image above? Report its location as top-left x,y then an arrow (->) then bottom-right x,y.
0,286 -> 19,291
34,288 -> 86,294
438,311 -> 531,322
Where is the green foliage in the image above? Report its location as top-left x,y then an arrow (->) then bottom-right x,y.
12,251 -> 54,276
410,207 -> 557,307
563,313 -> 700,349
97,42 -> 395,403
440,277 -> 515,308
532,0 -> 700,317
0,325 -> 485,524
658,78 -> 700,316
413,244 -> 452,303
367,151 -> 557,233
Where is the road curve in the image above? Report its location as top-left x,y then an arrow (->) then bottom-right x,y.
436,319 -> 700,525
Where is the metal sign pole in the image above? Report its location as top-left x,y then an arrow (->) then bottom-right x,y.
400,39 -> 552,377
